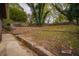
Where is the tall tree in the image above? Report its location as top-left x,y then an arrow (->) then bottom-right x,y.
27,3 -> 51,25
9,4 -> 27,22
51,3 -> 73,22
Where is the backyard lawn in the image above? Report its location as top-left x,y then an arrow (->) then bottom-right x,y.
12,25 -> 79,55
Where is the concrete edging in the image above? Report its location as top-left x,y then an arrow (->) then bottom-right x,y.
15,35 -> 55,56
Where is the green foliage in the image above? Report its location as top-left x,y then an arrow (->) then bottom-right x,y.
9,5 -> 27,22
3,19 -> 13,31
51,3 -> 79,24
27,3 -> 51,25
68,4 -> 79,24
55,14 -> 66,23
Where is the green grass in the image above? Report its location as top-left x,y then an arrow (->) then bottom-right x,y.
43,25 -> 79,31
33,25 -> 79,55
36,31 -> 79,47
12,24 -> 79,55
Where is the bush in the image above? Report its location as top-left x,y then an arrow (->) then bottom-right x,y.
9,6 -> 27,22
3,19 -> 13,31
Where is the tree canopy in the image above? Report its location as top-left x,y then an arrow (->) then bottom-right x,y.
27,3 -> 51,25
9,4 -> 27,22
51,3 -> 79,24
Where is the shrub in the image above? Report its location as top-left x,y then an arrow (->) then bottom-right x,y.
3,19 -> 13,31
9,6 -> 27,22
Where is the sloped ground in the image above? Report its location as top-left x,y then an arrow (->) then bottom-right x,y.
12,25 -> 79,55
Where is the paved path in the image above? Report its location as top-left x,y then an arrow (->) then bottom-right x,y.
1,34 -> 37,56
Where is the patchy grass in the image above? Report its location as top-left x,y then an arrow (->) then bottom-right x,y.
12,25 -> 79,55
41,25 -> 79,31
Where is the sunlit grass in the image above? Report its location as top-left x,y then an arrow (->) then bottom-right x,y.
12,24 -> 79,55
42,25 -> 79,31
33,25 -> 79,55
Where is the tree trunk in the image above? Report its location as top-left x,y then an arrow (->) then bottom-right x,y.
0,20 -> 2,42
76,19 -> 79,25
0,3 -> 8,42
